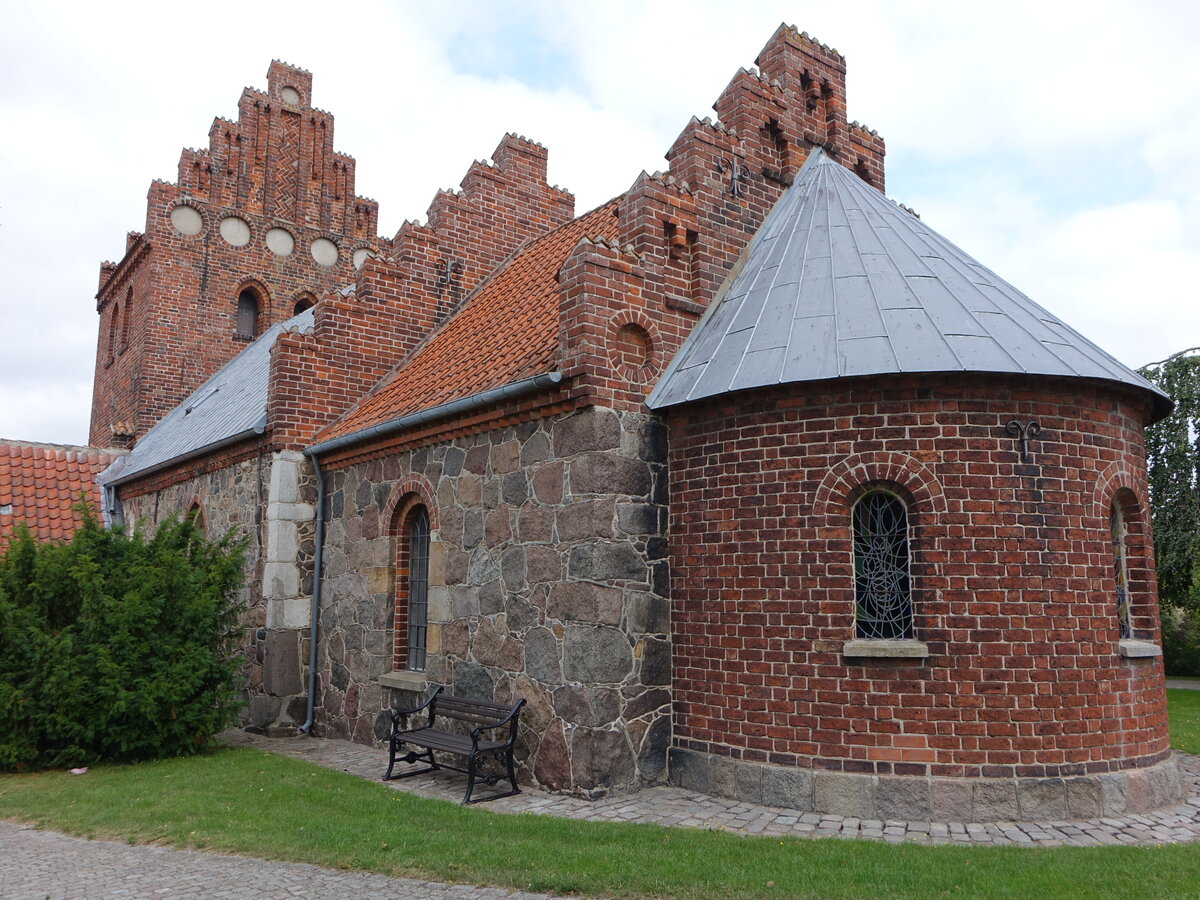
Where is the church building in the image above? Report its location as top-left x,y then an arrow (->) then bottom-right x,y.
92,24 -> 1180,820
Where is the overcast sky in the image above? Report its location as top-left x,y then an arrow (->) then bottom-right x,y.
2,0 -> 1197,446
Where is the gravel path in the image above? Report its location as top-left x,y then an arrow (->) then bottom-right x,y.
0,820 -> 556,900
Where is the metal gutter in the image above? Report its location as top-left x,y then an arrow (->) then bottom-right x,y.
100,416 -> 269,489
306,371 -> 564,459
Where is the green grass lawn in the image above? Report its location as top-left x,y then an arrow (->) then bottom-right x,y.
1167,688 -> 1200,754
0,692 -> 1198,899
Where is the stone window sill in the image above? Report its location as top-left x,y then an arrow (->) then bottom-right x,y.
377,670 -> 429,690
843,638 -> 929,659
1118,639 -> 1162,659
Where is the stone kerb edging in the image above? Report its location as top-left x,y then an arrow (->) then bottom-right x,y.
668,747 -> 1185,822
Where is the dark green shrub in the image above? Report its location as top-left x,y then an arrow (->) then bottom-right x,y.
1162,604 -> 1200,677
0,512 -> 245,770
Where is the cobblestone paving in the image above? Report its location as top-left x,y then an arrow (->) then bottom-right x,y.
0,820 -> 556,900
224,730 -> 1200,847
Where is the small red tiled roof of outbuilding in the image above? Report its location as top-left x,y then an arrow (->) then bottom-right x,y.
316,199 -> 621,443
0,440 -> 122,548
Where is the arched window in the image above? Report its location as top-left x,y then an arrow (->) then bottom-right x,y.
852,490 -> 912,640
293,294 -> 316,315
236,288 -> 260,339
186,499 -> 206,534
396,505 -> 430,672
106,302 -> 119,364
119,286 -> 133,353
1111,502 -> 1132,640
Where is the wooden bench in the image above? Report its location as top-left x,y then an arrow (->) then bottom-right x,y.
382,686 -> 525,804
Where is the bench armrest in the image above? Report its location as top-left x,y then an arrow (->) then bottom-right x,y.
390,685 -> 443,730
469,698 -> 526,751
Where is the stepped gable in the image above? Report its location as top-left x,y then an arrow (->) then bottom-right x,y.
316,200 -> 620,443
649,149 -> 1171,418
170,61 -> 378,237
0,441 -> 123,548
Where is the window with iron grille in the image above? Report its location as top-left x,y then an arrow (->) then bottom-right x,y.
406,506 -> 430,672
852,490 -> 913,640
1111,503 -> 1132,640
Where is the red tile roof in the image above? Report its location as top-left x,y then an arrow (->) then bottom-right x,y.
317,199 -> 621,443
0,441 -> 122,549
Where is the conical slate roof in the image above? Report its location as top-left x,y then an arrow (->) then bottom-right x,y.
647,150 -> 1170,419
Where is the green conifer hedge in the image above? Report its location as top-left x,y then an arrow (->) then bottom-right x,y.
0,513 -> 246,770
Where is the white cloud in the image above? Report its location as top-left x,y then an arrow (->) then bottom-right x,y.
1,0 -> 1196,444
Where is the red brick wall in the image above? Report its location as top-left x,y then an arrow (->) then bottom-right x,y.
268,134 -> 575,451
667,373 -> 1170,779
559,25 -> 886,417
89,62 -> 383,446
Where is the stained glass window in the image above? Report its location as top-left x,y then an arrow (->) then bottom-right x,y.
853,491 -> 912,640
1111,504 -> 1132,640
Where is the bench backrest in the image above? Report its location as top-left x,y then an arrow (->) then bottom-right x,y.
432,693 -> 522,729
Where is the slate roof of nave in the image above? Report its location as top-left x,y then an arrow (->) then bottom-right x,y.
98,308 -> 316,486
648,149 -> 1171,419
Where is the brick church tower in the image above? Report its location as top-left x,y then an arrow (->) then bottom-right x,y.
89,62 -> 384,447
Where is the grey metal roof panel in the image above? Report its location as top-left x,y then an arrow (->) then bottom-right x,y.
98,309 -> 316,485
648,149 -> 1171,418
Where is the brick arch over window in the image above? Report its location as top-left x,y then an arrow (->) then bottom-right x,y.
185,495 -> 207,533
234,278 -> 271,340
813,450 -> 946,526
382,475 -> 439,534
383,475 -> 438,672
1093,461 -> 1157,643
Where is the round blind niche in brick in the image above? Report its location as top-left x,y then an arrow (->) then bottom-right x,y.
170,204 -> 204,236
610,321 -> 655,384
219,216 -> 251,247
310,238 -> 339,267
266,228 -> 295,257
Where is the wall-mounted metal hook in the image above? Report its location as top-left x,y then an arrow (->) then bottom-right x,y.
716,157 -> 749,198
1005,419 -> 1041,462
436,257 -> 462,289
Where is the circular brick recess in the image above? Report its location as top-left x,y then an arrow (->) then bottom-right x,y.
310,237 -> 339,267
170,204 -> 203,236
666,372 -> 1178,819
266,228 -> 295,257
219,216 -> 251,247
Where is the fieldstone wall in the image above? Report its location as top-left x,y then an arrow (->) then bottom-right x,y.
318,405 -> 671,795
670,748 -> 1184,821
117,449 -> 317,734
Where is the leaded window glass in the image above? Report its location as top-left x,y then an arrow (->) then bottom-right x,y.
407,506 -> 430,672
853,491 -> 912,640
1112,504 -> 1132,640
